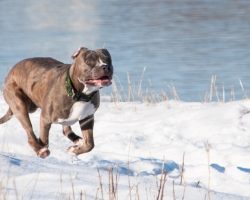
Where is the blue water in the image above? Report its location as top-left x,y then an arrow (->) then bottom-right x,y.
0,0 -> 250,101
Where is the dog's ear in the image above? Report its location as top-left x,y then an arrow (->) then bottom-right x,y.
96,48 -> 112,62
71,47 -> 88,59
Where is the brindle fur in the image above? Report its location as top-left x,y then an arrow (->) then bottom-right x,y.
0,47 -> 113,158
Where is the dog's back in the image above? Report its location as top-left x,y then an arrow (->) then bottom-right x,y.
4,57 -> 69,108
5,57 -> 67,84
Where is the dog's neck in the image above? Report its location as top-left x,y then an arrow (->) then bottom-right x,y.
68,64 -> 100,96
69,63 -> 84,93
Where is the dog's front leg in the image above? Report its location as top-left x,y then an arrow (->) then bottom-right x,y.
37,117 -> 51,158
63,125 -> 81,143
68,115 -> 95,155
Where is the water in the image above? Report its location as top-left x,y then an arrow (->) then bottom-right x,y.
0,0 -> 250,101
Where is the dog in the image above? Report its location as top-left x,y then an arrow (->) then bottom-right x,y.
0,47 -> 113,158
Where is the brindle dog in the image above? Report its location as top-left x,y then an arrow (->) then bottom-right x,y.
0,47 -> 113,158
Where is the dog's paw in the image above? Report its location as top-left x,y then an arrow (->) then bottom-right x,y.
67,145 -> 78,155
67,139 -> 84,155
37,147 -> 50,158
67,142 -> 94,155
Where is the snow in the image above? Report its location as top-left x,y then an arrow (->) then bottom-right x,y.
0,95 -> 250,199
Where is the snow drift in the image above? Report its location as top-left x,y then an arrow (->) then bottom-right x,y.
0,95 -> 250,199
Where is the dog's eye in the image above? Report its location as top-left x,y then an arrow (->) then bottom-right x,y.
84,52 -> 98,67
85,59 -> 96,68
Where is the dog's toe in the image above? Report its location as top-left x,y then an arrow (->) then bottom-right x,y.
67,145 -> 78,155
37,147 -> 50,158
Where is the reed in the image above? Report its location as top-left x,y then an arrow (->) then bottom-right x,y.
109,72 -> 249,104
205,141 -> 211,200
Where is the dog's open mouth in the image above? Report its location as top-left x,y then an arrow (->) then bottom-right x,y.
85,76 -> 112,87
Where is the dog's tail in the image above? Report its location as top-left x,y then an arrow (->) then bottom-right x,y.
0,108 -> 13,124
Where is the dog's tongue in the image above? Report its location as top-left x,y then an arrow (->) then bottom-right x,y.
85,78 -> 112,86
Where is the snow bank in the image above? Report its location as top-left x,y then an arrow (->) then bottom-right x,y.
0,96 -> 250,199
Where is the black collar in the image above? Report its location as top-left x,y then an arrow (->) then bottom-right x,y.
65,70 -> 97,102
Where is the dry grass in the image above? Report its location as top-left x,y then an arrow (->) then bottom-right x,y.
205,142 -> 211,200
109,72 -> 248,104
0,144 -> 221,200
0,163 -> 186,200
156,170 -> 167,200
110,74 -> 170,103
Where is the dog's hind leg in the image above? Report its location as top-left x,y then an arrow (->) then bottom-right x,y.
0,108 -> 13,124
3,84 -> 46,157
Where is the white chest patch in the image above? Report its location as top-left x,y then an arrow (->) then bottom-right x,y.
57,101 -> 96,126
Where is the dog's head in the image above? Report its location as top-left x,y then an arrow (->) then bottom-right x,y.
72,47 -> 113,88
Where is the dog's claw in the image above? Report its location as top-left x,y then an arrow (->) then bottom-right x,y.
37,147 -> 50,158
